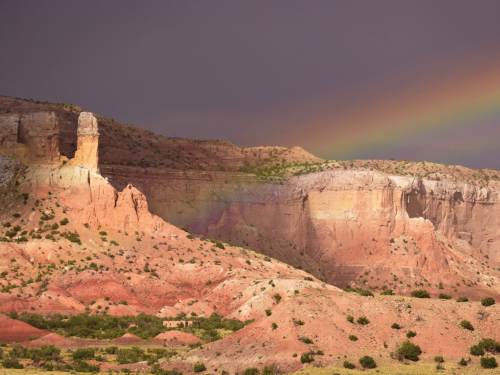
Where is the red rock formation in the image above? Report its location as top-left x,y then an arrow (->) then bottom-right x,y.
0,315 -> 48,344
151,331 -> 204,345
114,333 -> 142,345
71,112 -> 99,170
22,332 -> 75,348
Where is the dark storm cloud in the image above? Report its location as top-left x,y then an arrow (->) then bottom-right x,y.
1,1 -> 500,167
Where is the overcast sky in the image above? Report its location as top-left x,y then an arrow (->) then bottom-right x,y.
2,1 -> 500,168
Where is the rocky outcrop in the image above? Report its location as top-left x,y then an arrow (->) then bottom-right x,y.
71,112 -> 99,170
17,112 -> 180,237
0,114 -> 19,155
19,112 -> 60,164
0,111 -> 60,164
101,167 -> 500,288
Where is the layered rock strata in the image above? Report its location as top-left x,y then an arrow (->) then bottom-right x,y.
102,167 -> 500,289
0,111 -> 60,164
71,112 -> 99,170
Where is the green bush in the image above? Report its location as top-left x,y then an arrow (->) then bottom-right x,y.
470,345 -> 484,356
459,357 -> 467,366
434,356 -> 444,363
481,357 -> 498,368
300,337 -> 313,344
456,296 -> 468,302
477,338 -> 500,354
73,348 -> 96,360
396,341 -> 422,361
349,335 -> 358,341
438,293 -> 452,300
2,359 -> 23,369
391,323 -> 400,330
304,277 -> 313,281
265,309 -> 272,316
261,365 -> 279,375
242,368 -> 259,375
460,320 -> 474,331
406,331 -> 416,338
481,297 -> 495,307
359,355 -> 376,368
316,350 -> 324,355
346,315 -> 354,323
357,316 -> 370,325
358,290 -> 374,297
271,323 -> 277,330
194,363 -> 207,372
273,294 -> 282,303
343,360 -> 355,369
380,289 -> 394,295
411,289 -> 430,298
300,353 -> 314,363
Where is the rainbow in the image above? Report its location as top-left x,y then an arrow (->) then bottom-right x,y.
263,52 -> 500,169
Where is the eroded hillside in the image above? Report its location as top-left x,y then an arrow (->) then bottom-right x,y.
0,102 -> 500,373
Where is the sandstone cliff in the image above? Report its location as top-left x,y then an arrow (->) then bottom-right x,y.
2,95 -> 499,296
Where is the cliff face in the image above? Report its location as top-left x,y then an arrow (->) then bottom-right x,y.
1,96 -> 499,294
101,167 -> 500,291
0,111 -> 60,164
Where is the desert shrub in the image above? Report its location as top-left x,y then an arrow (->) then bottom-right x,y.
478,338 -> 500,354
346,315 -> 354,323
343,360 -> 355,369
396,341 -> 422,361
411,289 -> 430,298
439,293 -> 452,300
460,320 -> 474,331
391,323 -> 400,330
304,277 -> 313,281
316,350 -> 324,355
273,294 -> 282,303
73,348 -> 96,360
261,364 -> 280,375
359,355 -> 376,368
271,323 -> 277,330
60,218 -> 69,225
481,357 -> 498,368
481,297 -> 495,307
265,309 -> 272,317
459,357 -> 467,366
456,296 -> 468,302
406,330 -> 417,338
300,337 -> 313,344
470,345 -> 484,356
2,359 -> 23,369
358,290 -> 374,297
193,363 -> 206,373
105,346 -> 118,354
357,316 -> 370,325
189,343 -> 203,349
348,335 -> 358,341
380,289 -> 394,295
300,353 -> 314,363
242,368 -> 259,375
434,356 -> 444,363
73,360 -> 99,372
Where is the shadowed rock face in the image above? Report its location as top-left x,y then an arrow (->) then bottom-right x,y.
0,114 -> 19,154
0,111 -> 59,164
101,167 -> 500,289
